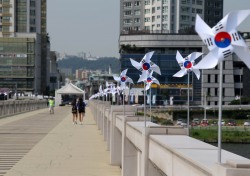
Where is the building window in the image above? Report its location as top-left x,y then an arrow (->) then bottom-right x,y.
196,0 -> 202,5
145,9 -> 150,14
152,7 -> 155,13
196,9 -> 202,14
134,1 -> 141,6
223,74 -> 225,83
157,6 -> 161,10
162,24 -> 168,29
124,2 -> 132,8
152,16 -> 155,22
162,15 -> 168,22
162,6 -> 168,13
207,74 -> 210,83
215,74 -> 218,83
215,88 -> 218,96
181,15 -> 189,21
145,17 -> 150,22
134,9 -> 141,15
124,11 -> 132,16
207,88 -> 211,96
163,0 -> 168,4
134,18 -> 140,23
145,0 -> 150,5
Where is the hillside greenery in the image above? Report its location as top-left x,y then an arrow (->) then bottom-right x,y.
57,56 -> 121,74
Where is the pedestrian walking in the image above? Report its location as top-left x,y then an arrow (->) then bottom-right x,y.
49,97 -> 55,114
71,99 -> 78,124
77,97 -> 86,125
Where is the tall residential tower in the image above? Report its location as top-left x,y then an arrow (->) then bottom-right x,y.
120,0 -> 223,34
0,0 -> 49,94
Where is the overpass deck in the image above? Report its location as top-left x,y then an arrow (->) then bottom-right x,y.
0,106 -> 121,176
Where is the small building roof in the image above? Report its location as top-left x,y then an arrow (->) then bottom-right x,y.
56,83 -> 85,95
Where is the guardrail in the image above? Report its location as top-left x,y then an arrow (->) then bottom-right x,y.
0,100 -> 47,118
89,100 -> 250,176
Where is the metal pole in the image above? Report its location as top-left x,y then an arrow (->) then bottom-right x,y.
144,82 -> 146,127
128,83 -> 131,105
240,68 -> 242,109
204,93 -> 207,120
150,87 -> 152,122
123,89 -> 125,118
187,72 -> 190,136
218,62 -> 223,164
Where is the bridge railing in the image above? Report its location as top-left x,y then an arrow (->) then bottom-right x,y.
0,100 -> 47,118
89,100 -> 250,176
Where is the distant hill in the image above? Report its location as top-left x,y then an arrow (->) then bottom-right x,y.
57,56 -> 121,73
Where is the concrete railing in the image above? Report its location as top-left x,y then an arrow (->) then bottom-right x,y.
0,100 -> 47,118
89,100 -> 250,176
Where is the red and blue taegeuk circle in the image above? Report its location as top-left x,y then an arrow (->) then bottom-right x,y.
147,77 -> 152,83
142,62 -> 150,70
184,61 -> 192,69
214,32 -> 231,48
121,76 -> 126,82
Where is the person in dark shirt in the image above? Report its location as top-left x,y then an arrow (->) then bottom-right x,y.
77,97 -> 86,125
71,99 -> 78,124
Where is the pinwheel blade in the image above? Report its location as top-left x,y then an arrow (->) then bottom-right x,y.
223,10 -> 250,32
231,33 -> 248,47
151,64 -> 161,75
130,59 -> 141,70
152,78 -> 160,85
144,51 -> 155,63
176,50 -> 184,64
189,52 -> 203,62
121,69 -> 128,76
195,14 -> 214,39
192,69 -> 201,80
234,45 -> 250,69
193,49 -> 220,69
173,69 -> 187,78
126,77 -> 134,84
113,75 -> 120,82
145,83 -> 151,91
138,72 -> 147,83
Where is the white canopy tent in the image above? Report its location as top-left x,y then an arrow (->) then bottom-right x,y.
55,83 -> 85,106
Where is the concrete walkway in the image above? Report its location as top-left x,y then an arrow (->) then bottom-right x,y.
1,106 -> 121,176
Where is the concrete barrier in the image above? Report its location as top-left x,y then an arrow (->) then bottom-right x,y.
0,100 -> 47,118
89,100 -> 250,176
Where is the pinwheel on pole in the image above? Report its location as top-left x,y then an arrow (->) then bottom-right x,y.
113,69 -> 133,118
138,71 -> 160,122
130,51 -> 161,79
173,51 -> 203,136
130,51 -> 161,127
194,10 -> 250,163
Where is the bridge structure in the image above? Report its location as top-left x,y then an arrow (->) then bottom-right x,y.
0,99 -> 249,176
89,100 -> 250,176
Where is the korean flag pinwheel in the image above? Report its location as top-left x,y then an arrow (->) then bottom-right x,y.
193,10 -> 250,69
113,69 -> 133,90
138,71 -> 160,90
173,51 -> 203,79
130,51 -> 161,81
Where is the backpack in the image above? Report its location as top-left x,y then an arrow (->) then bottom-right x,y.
72,105 -> 77,113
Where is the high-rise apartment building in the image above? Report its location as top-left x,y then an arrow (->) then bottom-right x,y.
0,0 -> 49,95
120,0 -> 223,34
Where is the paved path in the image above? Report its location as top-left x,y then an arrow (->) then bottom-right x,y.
0,106 -> 121,176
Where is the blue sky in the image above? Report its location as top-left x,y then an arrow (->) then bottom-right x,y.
47,0 -> 250,58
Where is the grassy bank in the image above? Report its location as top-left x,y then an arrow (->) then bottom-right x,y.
190,127 -> 250,143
